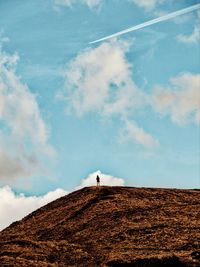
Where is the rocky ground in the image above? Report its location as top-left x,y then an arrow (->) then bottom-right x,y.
0,186 -> 199,266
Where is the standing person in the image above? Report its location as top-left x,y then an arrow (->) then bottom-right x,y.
96,175 -> 100,186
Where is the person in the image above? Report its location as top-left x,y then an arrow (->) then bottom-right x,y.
96,175 -> 100,186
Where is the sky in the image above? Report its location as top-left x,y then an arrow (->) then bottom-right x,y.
0,0 -> 200,229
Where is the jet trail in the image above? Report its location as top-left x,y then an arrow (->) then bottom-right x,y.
90,3 -> 200,44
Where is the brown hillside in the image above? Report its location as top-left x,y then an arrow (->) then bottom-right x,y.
0,186 -> 199,266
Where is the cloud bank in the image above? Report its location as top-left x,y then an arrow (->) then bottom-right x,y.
76,170 -> 125,189
0,170 -> 124,230
0,186 -> 68,231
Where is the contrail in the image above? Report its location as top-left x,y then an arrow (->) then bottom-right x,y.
90,3 -> 200,44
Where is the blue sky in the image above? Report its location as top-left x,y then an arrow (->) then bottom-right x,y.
0,0 -> 200,203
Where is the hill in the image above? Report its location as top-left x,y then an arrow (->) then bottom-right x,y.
0,186 -> 199,266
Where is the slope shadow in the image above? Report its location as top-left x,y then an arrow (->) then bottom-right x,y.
106,256 -> 187,267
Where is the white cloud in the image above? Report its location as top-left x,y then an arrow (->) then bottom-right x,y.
119,119 -> 159,148
152,73 -> 200,124
63,39 -> 143,117
54,0 -> 102,9
0,51 -> 48,144
0,186 -> 68,231
61,39 -> 199,148
130,0 -> 165,11
0,41 -> 53,181
76,170 -> 125,189
61,39 -> 158,148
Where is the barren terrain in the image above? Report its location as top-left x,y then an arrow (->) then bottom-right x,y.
0,186 -> 199,266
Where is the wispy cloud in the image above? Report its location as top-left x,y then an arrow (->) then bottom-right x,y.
177,10 -> 200,44
177,26 -> 200,44
152,73 -> 200,125
119,119 -> 159,148
54,0 -> 102,9
130,0 -> 165,11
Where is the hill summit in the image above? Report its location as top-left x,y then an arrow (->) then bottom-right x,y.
0,186 -> 199,266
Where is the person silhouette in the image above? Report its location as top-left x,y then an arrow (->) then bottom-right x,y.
96,175 -> 100,186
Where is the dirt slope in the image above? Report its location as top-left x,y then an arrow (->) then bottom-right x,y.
0,186 -> 199,266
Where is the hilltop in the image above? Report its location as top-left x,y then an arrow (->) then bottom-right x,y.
0,186 -> 199,266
